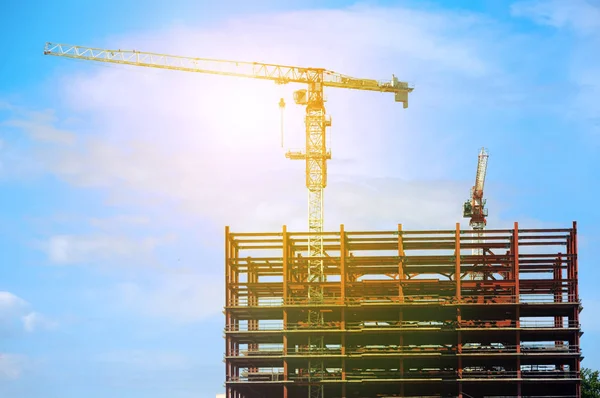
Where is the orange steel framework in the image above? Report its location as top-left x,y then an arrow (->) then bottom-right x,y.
224,222 -> 582,398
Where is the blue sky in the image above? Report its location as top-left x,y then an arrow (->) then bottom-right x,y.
1,0 -> 599,396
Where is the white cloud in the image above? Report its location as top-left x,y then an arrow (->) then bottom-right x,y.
89,215 -> 150,229
0,354 -> 28,380
115,274 -> 222,323
0,292 -> 28,314
22,312 -> 58,333
511,0 -> 600,35
0,292 -> 29,333
0,138 -> 4,171
95,350 -> 192,371
511,0 -> 600,135
569,42 -> 600,135
326,177 -> 466,230
39,234 -> 171,265
3,112 -> 76,145
0,291 -> 57,334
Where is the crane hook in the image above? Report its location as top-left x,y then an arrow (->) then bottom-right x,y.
279,98 -> 286,148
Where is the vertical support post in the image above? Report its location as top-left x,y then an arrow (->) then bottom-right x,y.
340,224 -> 346,305
516,304 -> 521,376
573,221 -> 579,303
455,223 -> 462,380
572,221 -> 581,398
399,309 -> 404,382
398,224 -> 404,302
233,241 -> 240,391
555,253 -> 563,346
225,226 -> 232,397
340,224 -> 347,391
225,226 -> 231,308
514,222 -> 521,383
248,254 -> 258,371
568,235 -> 574,302
283,227 -> 288,304
514,222 -> 520,304
398,223 -> 405,393
283,225 -> 289,398
455,223 -> 461,301
248,255 -> 258,376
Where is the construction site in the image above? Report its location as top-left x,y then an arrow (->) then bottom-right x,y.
225,223 -> 581,398
43,43 -> 583,398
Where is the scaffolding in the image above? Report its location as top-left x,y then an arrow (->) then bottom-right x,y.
224,222 -> 582,398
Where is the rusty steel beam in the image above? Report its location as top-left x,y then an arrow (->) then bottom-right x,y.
224,223 -> 582,398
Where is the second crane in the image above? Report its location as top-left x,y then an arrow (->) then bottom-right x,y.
463,147 -> 490,280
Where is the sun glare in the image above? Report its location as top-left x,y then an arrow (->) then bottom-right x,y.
193,76 -> 305,156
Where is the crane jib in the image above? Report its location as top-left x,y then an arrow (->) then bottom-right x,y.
43,43 -> 413,95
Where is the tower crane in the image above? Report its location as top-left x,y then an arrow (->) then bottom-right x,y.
463,147 -> 489,280
44,43 -> 413,398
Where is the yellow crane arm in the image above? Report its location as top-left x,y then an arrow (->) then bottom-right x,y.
43,43 -> 413,107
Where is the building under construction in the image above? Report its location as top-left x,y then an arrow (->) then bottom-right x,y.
224,222 -> 582,398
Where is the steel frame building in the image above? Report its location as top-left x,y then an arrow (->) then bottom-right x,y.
224,222 -> 582,398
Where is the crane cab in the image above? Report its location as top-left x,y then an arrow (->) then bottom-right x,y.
293,89 -> 307,105
463,201 -> 473,218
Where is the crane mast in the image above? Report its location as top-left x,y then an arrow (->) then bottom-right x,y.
463,147 -> 489,280
300,78 -> 328,398
44,43 -> 413,398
